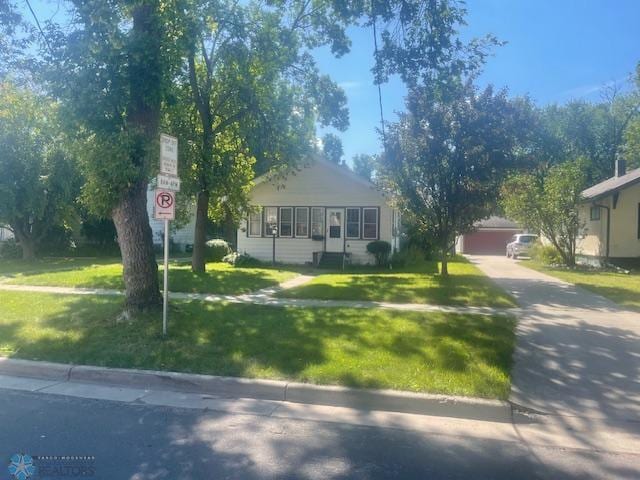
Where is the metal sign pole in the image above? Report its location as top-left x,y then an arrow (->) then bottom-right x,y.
163,218 -> 169,336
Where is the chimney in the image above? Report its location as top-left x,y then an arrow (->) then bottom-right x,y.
615,156 -> 626,177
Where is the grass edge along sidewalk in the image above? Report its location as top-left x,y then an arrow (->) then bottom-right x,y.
0,290 -> 517,400
0,357 -> 513,422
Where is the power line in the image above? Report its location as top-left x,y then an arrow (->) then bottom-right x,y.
372,16 -> 386,147
24,0 -> 54,56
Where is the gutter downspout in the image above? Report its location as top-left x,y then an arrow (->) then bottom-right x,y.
593,202 -> 610,262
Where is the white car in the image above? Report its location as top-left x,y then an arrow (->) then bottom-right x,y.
506,234 -> 538,259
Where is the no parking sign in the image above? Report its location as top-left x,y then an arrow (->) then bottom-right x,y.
154,189 -> 175,220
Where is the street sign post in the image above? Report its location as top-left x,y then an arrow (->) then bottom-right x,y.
155,134 -> 178,336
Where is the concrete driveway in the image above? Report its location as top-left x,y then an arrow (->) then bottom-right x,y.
468,255 -> 640,424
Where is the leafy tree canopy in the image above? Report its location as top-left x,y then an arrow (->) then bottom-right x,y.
501,159 -> 588,267
379,81 -> 534,274
0,82 -> 79,259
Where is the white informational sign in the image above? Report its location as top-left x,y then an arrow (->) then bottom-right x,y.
153,189 -> 175,220
157,173 -> 181,192
160,133 -> 178,176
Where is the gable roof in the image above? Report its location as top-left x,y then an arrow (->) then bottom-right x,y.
253,156 -> 379,191
581,167 -> 640,201
474,216 -> 520,229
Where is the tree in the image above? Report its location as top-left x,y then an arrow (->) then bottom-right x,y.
0,1 -> 31,80
501,159 -> 588,267
43,0 -> 184,312
379,81 -> 531,275
177,0 -> 350,272
352,153 -> 376,181
0,82 -> 78,260
322,133 -> 344,165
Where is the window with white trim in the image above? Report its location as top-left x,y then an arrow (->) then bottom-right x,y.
346,208 -> 360,238
311,207 -> 324,237
264,207 -> 278,236
248,209 -> 262,237
362,208 -> 378,239
590,206 -> 600,221
279,207 -> 293,237
295,207 -> 309,237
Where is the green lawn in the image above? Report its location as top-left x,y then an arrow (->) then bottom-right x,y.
1,259 -> 297,295
278,258 -> 516,308
522,260 -> 640,311
0,291 -> 516,399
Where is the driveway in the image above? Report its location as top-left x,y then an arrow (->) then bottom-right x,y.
468,255 -> 640,424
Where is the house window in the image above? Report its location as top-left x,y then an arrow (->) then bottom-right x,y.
362,208 -> 378,239
311,207 -> 324,237
590,206 -> 600,221
264,207 -> 278,236
637,204 -> 640,239
346,208 -> 360,238
248,210 -> 262,237
295,207 -> 309,237
279,207 -> 293,237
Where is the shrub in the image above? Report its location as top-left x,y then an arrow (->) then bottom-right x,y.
391,245 -> 432,270
0,238 -> 22,259
205,239 -> 231,262
223,252 -> 262,267
367,240 -> 392,267
530,242 -> 563,266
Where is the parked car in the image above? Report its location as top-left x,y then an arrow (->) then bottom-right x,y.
506,234 -> 538,259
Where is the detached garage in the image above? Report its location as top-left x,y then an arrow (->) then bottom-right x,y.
457,216 -> 522,255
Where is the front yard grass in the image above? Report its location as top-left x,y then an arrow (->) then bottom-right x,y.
522,260 -> 640,311
278,257 -> 516,308
1,259 -> 298,295
0,291 -> 516,399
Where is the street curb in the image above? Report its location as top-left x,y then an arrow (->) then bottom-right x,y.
0,358 -> 512,422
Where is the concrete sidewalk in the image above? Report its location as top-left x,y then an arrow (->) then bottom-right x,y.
0,282 -> 516,316
468,255 -> 640,425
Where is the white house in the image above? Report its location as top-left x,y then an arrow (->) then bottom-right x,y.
237,158 -> 401,265
0,226 -> 14,242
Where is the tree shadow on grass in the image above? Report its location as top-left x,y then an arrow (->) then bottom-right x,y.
2,292 -> 515,398
283,273 -> 515,307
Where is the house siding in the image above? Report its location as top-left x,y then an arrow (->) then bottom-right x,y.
237,160 -> 399,265
578,181 -> 640,259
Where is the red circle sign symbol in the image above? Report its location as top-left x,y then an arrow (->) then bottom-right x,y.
156,191 -> 174,208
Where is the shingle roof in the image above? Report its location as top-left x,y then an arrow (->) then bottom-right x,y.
581,167 -> 640,201
474,216 -> 520,229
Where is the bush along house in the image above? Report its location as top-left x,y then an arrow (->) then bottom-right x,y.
237,158 -> 401,267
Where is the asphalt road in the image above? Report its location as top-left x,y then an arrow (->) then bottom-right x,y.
1,389 -> 638,480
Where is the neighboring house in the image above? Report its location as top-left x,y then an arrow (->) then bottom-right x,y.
457,216 -> 522,255
0,226 -> 14,241
146,188 -> 196,252
237,158 -> 401,265
578,159 -> 640,265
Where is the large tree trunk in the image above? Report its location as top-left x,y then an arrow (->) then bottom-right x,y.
111,1 -> 163,312
191,190 -> 209,273
112,180 -> 162,311
440,249 -> 449,276
13,229 -> 36,261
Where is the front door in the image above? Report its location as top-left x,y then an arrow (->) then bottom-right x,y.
326,208 -> 344,252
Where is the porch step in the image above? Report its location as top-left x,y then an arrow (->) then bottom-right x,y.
318,252 -> 345,269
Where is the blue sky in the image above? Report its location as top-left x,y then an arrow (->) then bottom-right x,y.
314,0 -> 640,164
23,0 -> 640,166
